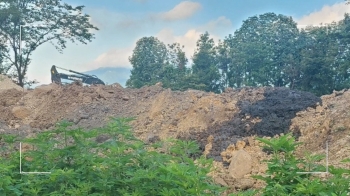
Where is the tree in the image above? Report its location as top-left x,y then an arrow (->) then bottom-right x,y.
297,16 -> 350,95
331,14 -> 350,91
297,26 -> 336,95
126,37 -> 168,88
167,42 -> 188,71
0,0 -> 98,87
190,32 -> 221,93
216,35 -> 232,89
216,34 -> 247,89
0,40 -> 8,74
232,13 -> 299,88
0,26 -> 10,74
127,37 -> 192,90
160,43 -> 189,90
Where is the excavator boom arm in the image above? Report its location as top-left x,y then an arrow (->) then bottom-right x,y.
51,65 -> 105,85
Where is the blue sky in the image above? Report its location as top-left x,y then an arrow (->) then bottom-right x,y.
28,0 -> 349,85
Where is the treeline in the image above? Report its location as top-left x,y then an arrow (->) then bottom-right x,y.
126,12 -> 350,96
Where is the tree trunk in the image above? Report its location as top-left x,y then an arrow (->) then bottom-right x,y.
17,66 -> 24,87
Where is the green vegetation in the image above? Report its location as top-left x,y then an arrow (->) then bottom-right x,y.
189,32 -> 221,93
252,134 -> 350,196
0,118 -> 223,195
126,37 -> 190,91
128,12 -> 350,96
0,0 -> 98,87
1,119 -> 349,195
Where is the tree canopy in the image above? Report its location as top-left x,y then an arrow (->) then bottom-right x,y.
127,12 -> 350,96
0,0 -> 98,86
126,37 -> 192,90
126,36 -> 168,88
230,13 -> 299,87
190,32 -> 221,92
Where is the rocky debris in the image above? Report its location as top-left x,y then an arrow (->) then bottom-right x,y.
146,133 -> 160,143
292,89 -> 350,169
220,144 -> 235,163
0,89 -> 26,124
95,135 -> 111,143
210,158 -> 262,193
0,88 -> 24,107
228,149 -> 252,178
233,178 -> 255,190
193,87 -> 320,162
236,140 -> 246,150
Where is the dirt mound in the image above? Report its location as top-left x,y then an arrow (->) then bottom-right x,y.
0,89 -> 25,126
191,87 -> 320,162
1,77 -> 350,192
0,75 -> 23,92
0,75 -> 25,127
3,82 -> 319,140
292,89 -> 350,169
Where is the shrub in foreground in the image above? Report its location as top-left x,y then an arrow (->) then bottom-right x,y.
254,134 -> 350,196
0,118 -> 223,195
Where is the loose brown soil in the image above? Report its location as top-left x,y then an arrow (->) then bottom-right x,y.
1,75 -> 349,192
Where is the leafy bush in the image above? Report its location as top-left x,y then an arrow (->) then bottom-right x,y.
254,134 -> 350,196
0,118 -> 223,195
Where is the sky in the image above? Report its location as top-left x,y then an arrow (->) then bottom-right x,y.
27,0 -> 350,85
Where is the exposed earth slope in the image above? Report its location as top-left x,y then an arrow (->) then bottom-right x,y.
1,74 -> 349,191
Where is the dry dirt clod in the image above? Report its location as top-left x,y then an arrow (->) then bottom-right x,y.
234,178 -> 255,190
214,176 -> 228,186
228,149 -> 252,179
236,140 -> 246,150
11,106 -> 31,119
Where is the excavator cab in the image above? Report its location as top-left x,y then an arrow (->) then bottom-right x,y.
51,65 -> 62,84
50,65 -> 105,85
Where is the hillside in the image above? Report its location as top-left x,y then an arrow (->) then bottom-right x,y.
0,75 -> 349,192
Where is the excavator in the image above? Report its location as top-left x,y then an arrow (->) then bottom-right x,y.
51,65 -> 105,85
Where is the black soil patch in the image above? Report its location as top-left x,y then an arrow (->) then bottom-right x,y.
194,87 -> 321,161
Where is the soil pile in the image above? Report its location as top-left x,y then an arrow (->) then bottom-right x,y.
0,75 -> 23,92
292,89 -> 350,169
0,74 -> 25,129
1,79 -> 349,191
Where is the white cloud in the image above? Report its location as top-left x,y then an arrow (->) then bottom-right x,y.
84,28 -> 202,72
297,2 -> 350,25
159,1 -> 202,21
85,47 -> 134,70
156,28 -> 202,57
156,16 -> 232,61
86,10 -> 230,72
198,16 -> 233,38
84,28 -> 203,72
110,2 -> 202,30
81,28 -> 203,72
